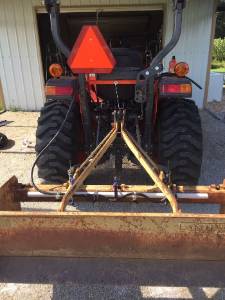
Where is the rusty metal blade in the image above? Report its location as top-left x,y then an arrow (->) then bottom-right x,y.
0,176 -> 21,211
1,211 -> 225,260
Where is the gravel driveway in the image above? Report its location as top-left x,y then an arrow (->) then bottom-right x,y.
1,109 -> 225,186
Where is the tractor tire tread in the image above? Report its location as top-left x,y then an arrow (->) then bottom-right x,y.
157,98 -> 202,185
35,99 -> 80,183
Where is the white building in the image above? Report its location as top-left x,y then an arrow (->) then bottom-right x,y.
0,0 -> 217,110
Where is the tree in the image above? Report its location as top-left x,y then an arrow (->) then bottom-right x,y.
216,12 -> 225,38
216,1 -> 225,38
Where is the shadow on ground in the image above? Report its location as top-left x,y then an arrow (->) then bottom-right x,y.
1,257 -> 225,299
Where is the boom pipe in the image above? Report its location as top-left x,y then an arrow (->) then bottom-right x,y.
27,191 -> 208,199
12,181 -> 225,205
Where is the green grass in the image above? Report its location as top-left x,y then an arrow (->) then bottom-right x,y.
211,60 -> 225,72
211,67 -> 225,72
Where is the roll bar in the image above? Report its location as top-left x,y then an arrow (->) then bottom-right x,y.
44,0 -> 70,58
150,0 -> 186,69
138,0 -> 186,78
45,0 -> 186,67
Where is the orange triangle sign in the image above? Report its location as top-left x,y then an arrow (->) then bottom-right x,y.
67,25 -> 116,74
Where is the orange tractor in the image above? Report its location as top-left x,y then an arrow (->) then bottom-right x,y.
35,0 -> 202,186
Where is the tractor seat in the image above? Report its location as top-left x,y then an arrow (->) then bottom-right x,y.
97,48 -> 143,102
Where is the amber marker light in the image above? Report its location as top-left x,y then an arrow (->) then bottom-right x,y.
49,63 -> 63,78
174,62 -> 190,77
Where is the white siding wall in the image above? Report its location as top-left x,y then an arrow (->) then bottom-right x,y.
164,0 -> 215,107
0,0 -> 45,110
0,0 -> 215,110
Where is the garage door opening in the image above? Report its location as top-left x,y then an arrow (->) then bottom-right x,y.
37,10 -> 164,82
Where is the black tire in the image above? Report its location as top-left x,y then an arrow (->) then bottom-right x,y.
0,133 -> 8,149
35,99 -> 81,183
157,98 -> 202,185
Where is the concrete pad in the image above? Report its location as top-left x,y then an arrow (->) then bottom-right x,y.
0,112 -> 38,153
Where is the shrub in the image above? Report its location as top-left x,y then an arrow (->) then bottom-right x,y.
213,38 -> 225,61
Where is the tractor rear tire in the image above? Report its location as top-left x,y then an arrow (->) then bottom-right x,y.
35,99 -> 80,183
157,98 -> 202,185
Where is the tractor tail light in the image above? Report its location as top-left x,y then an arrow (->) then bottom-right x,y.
45,86 -> 73,96
160,83 -> 192,94
159,77 -> 192,98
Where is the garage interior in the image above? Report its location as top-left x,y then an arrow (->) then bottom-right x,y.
37,10 -> 164,81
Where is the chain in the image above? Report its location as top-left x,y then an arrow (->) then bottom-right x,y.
114,81 -> 121,109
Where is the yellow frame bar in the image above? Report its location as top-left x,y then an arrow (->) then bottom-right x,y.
59,118 -> 179,213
